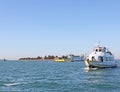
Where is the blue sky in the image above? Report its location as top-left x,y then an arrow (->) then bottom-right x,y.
0,0 -> 120,59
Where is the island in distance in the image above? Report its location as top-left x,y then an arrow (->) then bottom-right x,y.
19,54 -> 85,62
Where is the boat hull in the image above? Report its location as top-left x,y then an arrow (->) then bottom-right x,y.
85,60 -> 117,68
54,59 -> 65,62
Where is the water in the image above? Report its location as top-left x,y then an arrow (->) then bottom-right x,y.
0,60 -> 120,92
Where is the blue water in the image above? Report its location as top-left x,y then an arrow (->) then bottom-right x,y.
0,60 -> 120,92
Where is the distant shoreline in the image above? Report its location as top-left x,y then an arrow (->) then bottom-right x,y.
19,55 -> 68,61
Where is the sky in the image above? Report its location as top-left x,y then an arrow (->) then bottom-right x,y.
0,0 -> 120,60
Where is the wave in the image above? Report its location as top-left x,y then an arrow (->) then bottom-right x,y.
4,83 -> 20,86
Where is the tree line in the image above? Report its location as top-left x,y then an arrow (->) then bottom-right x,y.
19,55 -> 68,60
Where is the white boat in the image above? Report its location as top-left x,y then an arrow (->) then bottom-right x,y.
67,54 -> 84,62
84,45 -> 117,68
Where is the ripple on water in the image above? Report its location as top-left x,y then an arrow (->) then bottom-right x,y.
0,61 -> 120,92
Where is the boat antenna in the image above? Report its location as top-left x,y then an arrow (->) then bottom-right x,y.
99,41 -> 100,44
97,41 -> 100,47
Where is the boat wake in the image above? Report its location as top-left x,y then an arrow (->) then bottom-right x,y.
84,67 -> 98,72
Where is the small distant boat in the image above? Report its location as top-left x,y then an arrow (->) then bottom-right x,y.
84,45 -> 117,68
54,59 -> 65,62
67,54 -> 84,62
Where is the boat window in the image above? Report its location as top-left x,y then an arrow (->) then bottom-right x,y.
99,49 -> 102,52
92,56 -> 95,61
96,49 -> 98,52
99,56 -> 103,62
106,57 -> 109,61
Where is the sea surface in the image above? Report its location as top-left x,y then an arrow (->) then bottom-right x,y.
0,60 -> 120,92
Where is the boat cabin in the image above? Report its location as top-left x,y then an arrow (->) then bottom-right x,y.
93,46 -> 106,52
88,46 -> 114,62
